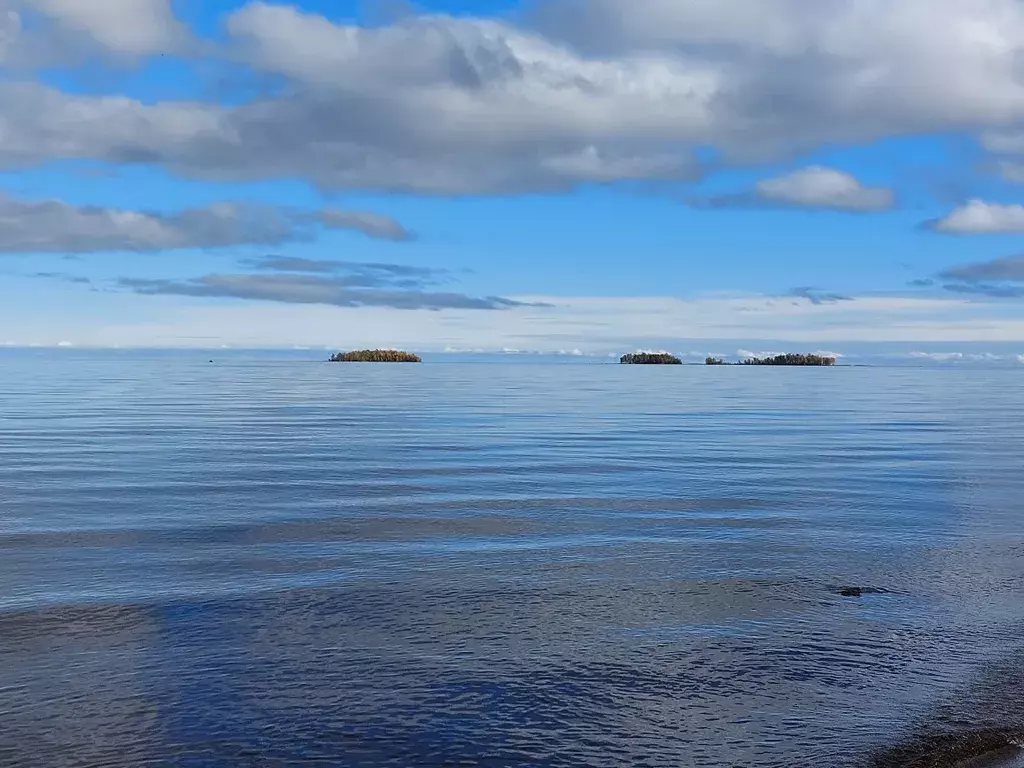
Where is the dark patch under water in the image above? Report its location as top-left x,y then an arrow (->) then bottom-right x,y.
0,351 -> 1022,766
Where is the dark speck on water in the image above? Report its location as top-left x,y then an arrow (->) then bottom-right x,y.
1,349 -> 1023,767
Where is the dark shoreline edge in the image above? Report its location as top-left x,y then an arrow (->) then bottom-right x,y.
867,728 -> 1022,768
861,643 -> 1024,768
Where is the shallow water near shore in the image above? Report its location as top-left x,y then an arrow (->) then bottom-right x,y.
1,350 -> 1023,767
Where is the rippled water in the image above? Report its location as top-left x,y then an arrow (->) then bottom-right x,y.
1,350 -> 1023,767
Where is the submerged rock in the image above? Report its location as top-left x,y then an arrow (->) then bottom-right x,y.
836,586 -> 891,597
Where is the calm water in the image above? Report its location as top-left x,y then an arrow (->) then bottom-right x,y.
1,351 -> 1023,767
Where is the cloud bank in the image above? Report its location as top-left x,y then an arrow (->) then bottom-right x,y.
34,293 -> 1024,350
3,1 -> 1024,193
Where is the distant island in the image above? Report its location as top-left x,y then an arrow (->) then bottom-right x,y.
706,353 -> 836,367
329,350 -> 422,363
621,353 -> 683,365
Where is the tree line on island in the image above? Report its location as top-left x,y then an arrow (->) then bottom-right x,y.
326,349 -> 835,366
621,352 -> 836,366
329,350 -> 422,363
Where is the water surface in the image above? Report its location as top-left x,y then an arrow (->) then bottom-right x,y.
1,351 -> 1022,767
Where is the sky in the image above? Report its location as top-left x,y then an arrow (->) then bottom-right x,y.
7,0 -> 1024,355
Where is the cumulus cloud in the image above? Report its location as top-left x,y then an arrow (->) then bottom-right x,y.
4,1 -> 1024,193
930,200 -> 1024,234
753,167 -> 894,211
0,0 -> 190,64
694,167 -> 894,211
118,273 -> 534,311
32,0 -> 188,56
0,193 -> 411,253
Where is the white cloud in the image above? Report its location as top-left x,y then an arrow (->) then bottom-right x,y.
932,199 -> 1024,234
909,351 -> 964,361
754,167 -> 894,211
737,348 -> 780,359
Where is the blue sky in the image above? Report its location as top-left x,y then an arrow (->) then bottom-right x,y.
6,0 -> 1024,355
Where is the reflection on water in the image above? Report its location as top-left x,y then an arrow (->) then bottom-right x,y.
0,351 -> 1022,766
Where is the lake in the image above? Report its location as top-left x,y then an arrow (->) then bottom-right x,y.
1,350 -> 1022,767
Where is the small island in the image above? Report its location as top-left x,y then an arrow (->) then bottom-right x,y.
742,353 -> 835,366
620,353 -> 683,365
704,353 -> 836,366
329,349 -> 422,363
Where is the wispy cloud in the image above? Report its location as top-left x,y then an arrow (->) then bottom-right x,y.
942,282 -> 1024,298
937,255 -> 1024,297
33,271 -> 92,285
941,255 -> 1024,283
118,273 -> 538,311
787,287 -> 854,305
242,255 -> 447,287
316,209 -> 415,241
